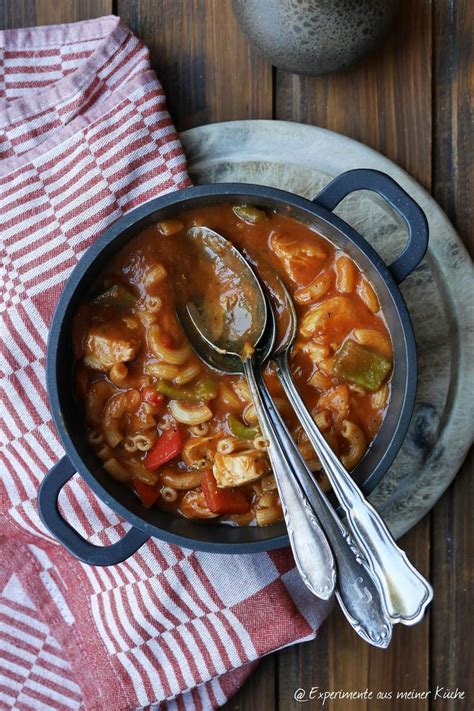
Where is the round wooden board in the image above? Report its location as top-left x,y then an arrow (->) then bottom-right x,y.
180,120 -> 474,539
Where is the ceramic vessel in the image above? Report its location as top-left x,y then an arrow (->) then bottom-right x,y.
231,0 -> 399,75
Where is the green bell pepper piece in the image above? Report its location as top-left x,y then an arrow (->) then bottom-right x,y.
156,376 -> 218,402
227,415 -> 258,440
233,205 -> 267,224
333,339 -> 391,391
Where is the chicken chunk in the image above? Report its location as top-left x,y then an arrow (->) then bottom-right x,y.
317,384 -> 350,422
271,232 -> 326,283
83,322 -> 140,371
213,450 -> 270,488
299,296 -> 358,341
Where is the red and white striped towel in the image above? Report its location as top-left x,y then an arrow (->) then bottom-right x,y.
0,16 -> 332,710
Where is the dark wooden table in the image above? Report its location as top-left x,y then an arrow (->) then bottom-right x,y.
2,1 -> 472,709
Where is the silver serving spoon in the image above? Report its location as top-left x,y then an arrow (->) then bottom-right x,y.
181,226 -> 336,600
180,227 -> 393,647
270,274 -> 433,625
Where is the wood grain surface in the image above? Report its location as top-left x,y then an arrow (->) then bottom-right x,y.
430,3 -> 473,710
0,1 -> 471,709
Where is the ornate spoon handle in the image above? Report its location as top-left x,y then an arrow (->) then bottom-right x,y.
242,358 -> 336,600
276,351 -> 433,625
257,371 -> 392,648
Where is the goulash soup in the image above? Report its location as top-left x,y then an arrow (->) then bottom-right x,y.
73,205 -> 393,526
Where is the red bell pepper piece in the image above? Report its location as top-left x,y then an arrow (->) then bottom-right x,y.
144,427 -> 184,471
133,478 -> 160,508
201,470 -> 250,515
141,386 -> 166,407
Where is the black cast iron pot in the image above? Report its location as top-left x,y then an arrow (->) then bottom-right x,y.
38,169 -> 428,565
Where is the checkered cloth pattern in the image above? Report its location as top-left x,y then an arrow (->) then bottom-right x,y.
0,16 -> 332,710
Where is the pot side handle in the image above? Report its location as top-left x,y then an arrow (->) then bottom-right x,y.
38,456 -> 149,566
313,168 -> 429,284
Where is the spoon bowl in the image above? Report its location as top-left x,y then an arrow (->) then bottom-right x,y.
184,226 -> 268,357
260,271 -> 298,354
179,300 -> 275,375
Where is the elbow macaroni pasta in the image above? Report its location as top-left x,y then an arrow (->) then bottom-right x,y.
144,262 -> 167,288
188,422 -> 210,436
217,437 -> 252,455
242,402 -> 259,426
169,401 -> 213,425
109,362 -> 128,384
218,382 -> 243,409
147,324 -> 192,364
294,271 -> 332,304
180,490 -> 218,519
336,255 -> 357,293
103,390 -> 141,448
256,492 -> 282,527
145,361 -> 179,379
372,383 -> 389,409
340,420 -> 366,469
173,361 -> 201,385
161,486 -> 178,502
161,470 -> 203,490
103,458 -> 130,482
357,277 -> 380,313
75,203 -> 393,526
182,435 -> 220,468
85,380 -> 116,426
353,328 -> 392,358
314,409 -> 332,431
